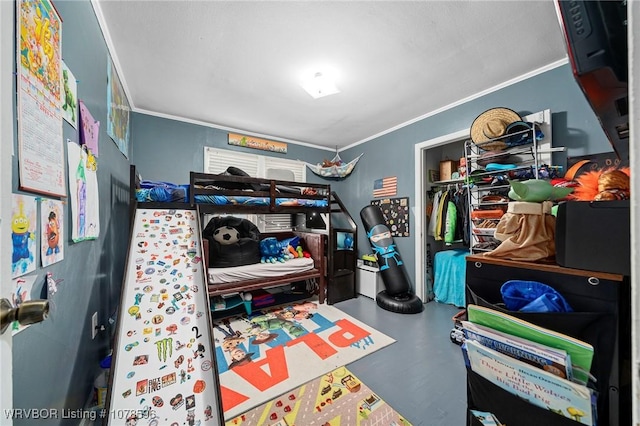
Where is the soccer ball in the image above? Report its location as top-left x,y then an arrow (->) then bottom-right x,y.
213,226 -> 239,245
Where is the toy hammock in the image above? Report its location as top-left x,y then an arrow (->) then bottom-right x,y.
304,153 -> 364,179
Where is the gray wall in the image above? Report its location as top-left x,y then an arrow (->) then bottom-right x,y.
336,64 -> 611,293
131,114 -> 331,184
11,2 -> 131,424
132,64 -> 612,299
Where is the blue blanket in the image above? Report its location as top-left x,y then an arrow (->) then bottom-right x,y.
433,249 -> 469,308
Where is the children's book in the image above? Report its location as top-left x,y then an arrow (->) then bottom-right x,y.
470,410 -> 504,426
461,320 -> 573,381
464,340 -> 597,425
466,304 -> 594,384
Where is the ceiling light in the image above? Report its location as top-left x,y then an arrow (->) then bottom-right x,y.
301,72 -> 340,99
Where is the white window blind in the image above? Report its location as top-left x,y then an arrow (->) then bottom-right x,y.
203,146 -> 307,232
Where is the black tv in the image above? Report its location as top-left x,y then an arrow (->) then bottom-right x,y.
305,212 -> 326,230
555,0 -> 629,163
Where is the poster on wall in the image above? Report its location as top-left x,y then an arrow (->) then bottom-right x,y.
17,0 -> 66,197
40,198 -> 64,266
61,60 -> 78,129
228,133 -> 288,153
107,55 -> 131,159
370,196 -> 410,237
79,100 -> 100,157
11,194 -> 38,278
67,141 -> 100,242
11,274 -> 38,335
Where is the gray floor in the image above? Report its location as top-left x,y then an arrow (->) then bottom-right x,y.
334,295 -> 467,426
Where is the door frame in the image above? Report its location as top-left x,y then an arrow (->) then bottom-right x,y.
413,128 -> 468,303
1,0 -> 14,422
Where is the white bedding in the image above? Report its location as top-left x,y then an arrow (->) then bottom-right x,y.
208,257 -> 315,284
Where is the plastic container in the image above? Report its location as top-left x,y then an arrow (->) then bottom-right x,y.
94,369 -> 109,407
94,354 -> 112,407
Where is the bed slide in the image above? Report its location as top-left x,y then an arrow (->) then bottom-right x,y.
106,207 -> 223,425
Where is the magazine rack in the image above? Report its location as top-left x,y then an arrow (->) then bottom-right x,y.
464,255 -> 630,426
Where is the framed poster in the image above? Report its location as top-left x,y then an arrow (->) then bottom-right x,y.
107,55 -> 131,158
370,197 -> 410,237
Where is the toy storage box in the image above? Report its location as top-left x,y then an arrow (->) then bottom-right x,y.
439,160 -> 459,181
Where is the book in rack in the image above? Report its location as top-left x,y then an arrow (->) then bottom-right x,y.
466,304 -> 594,385
461,320 -> 573,381
463,339 -> 597,425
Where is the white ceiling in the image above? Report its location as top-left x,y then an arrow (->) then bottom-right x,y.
94,0 -> 569,151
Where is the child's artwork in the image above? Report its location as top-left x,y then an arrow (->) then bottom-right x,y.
79,100 -> 100,157
107,55 -> 130,159
61,61 -> 78,129
67,141 -> 100,242
40,198 -> 64,266
11,194 -> 38,278
11,274 -> 38,335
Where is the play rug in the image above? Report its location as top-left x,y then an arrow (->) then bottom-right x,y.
225,366 -> 412,426
212,300 -> 396,420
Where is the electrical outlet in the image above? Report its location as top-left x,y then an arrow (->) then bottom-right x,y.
91,312 -> 98,339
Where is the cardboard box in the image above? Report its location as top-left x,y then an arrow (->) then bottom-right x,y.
440,160 -> 459,181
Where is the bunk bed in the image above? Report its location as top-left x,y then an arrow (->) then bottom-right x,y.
130,166 -> 331,305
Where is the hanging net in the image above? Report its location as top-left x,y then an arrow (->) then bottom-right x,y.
304,153 -> 364,179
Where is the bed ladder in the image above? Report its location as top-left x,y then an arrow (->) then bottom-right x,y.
327,192 -> 358,303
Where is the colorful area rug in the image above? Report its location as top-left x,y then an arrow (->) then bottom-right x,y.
212,300 -> 396,420
225,366 -> 412,426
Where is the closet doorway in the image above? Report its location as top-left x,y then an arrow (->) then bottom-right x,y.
413,110 -> 553,304
413,128 -> 468,304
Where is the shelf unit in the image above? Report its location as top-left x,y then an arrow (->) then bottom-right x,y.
464,109 -> 560,253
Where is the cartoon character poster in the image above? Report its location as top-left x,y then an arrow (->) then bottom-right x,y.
11,194 -> 38,278
107,55 -> 130,159
40,198 -> 64,266
67,140 -> 100,242
16,0 -> 66,197
11,274 -> 38,335
61,60 -> 78,129
79,100 -> 100,157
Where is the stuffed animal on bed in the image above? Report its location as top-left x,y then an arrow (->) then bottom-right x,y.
260,237 -> 286,263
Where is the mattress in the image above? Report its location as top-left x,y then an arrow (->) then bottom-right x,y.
208,257 -> 315,284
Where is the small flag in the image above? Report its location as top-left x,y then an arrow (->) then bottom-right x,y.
373,176 -> 397,197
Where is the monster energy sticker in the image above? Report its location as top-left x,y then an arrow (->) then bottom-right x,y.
156,337 -> 173,362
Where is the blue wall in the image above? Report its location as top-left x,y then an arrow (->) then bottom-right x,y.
11,1 -> 131,424
131,64 -> 611,301
336,64 -> 610,293
131,114 -> 332,184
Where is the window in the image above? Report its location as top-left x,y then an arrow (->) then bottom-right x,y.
203,147 -> 307,232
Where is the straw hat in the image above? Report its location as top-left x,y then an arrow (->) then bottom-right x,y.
470,107 -> 522,151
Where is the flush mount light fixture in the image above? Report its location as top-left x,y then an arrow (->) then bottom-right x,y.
301,72 -> 340,99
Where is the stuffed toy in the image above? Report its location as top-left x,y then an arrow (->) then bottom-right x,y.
570,167 -> 631,201
260,237 -> 286,263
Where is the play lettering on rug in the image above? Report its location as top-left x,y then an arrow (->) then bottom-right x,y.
212,300 -> 396,420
